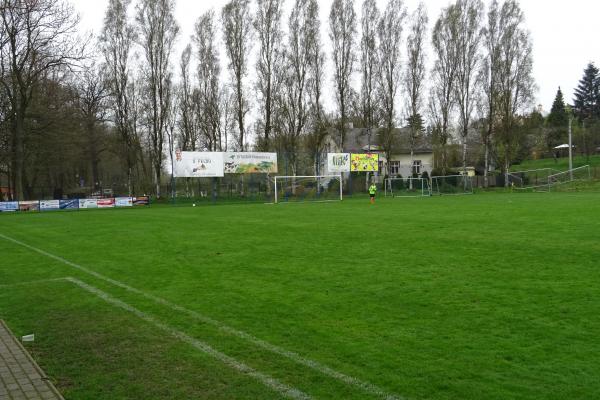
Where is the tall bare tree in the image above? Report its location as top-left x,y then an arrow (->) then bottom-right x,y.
377,0 -> 406,176
275,0 -> 315,175
195,10 -> 223,152
430,4 -> 460,174
177,44 -> 198,152
405,2 -> 428,172
135,0 -> 179,198
329,0 -> 356,148
100,0 -> 136,195
454,0 -> 484,173
76,64 -> 109,191
495,0 -> 534,185
254,0 -> 283,151
479,0 -> 501,187
305,0 -> 328,174
0,0 -> 84,199
360,0 -> 379,147
222,0 -> 252,151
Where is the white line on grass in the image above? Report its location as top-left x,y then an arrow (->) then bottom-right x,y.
0,233 -> 403,400
63,277 -> 312,400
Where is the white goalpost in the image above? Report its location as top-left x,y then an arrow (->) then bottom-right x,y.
273,175 -> 343,204
384,177 -> 431,197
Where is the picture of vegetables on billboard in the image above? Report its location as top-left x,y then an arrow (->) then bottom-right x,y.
350,153 -> 379,172
224,152 -> 278,174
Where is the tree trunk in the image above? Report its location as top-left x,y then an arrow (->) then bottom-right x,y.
484,139 -> 489,188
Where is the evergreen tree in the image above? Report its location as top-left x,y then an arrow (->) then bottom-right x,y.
573,62 -> 600,121
546,87 -> 568,149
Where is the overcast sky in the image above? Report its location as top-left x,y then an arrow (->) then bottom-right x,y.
72,0 -> 600,116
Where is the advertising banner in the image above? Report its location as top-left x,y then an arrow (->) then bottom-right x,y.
133,196 -> 150,206
59,199 -> 79,210
223,152 -> 278,174
173,151 -> 224,178
327,153 -> 351,173
19,201 -> 40,212
0,202 -> 19,212
97,198 -> 115,208
79,199 -> 98,209
115,197 -> 133,207
40,200 -> 61,211
351,153 -> 379,172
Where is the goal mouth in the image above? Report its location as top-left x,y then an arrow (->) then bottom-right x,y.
273,175 -> 343,204
430,175 -> 474,196
384,178 -> 431,198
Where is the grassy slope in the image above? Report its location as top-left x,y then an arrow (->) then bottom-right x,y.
1,194 -> 599,399
510,154 -> 600,172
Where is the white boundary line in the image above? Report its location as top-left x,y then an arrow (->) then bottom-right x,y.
0,233 -> 403,400
1,276 -> 311,400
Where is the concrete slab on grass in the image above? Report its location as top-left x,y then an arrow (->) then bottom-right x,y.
0,320 -> 63,400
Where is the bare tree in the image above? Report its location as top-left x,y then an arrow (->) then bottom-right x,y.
222,0 -> 252,151
177,44 -> 198,152
254,0 -> 283,151
430,4 -> 460,174
135,0 -> 179,198
479,0 -> 501,187
305,0 -> 328,174
329,0 -> 356,149
495,0 -> 534,185
76,63 -> 109,191
0,0 -> 84,199
100,0 -> 136,195
359,0 -> 379,147
195,10 -> 223,152
275,0 -> 315,175
377,0 -> 406,176
454,0 -> 484,173
405,2 -> 428,174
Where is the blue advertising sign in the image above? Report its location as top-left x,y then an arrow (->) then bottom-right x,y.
59,199 -> 79,210
0,202 -> 19,212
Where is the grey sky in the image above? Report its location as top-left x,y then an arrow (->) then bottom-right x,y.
73,0 -> 600,116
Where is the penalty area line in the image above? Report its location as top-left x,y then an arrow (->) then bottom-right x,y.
0,232 -> 403,400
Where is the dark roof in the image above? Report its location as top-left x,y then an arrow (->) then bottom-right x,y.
338,127 -> 433,154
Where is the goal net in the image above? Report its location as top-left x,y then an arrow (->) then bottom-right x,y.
431,175 -> 474,196
385,178 -> 431,197
273,175 -> 343,203
510,168 -> 560,191
548,165 -> 591,189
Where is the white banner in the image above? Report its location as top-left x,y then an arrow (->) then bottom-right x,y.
79,199 -> 98,209
223,152 -> 278,174
327,153 -> 351,173
173,151 -> 224,178
115,197 -> 133,207
40,200 -> 60,211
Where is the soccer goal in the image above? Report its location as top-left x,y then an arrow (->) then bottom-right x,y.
431,175 -> 474,196
385,177 -> 431,197
547,165 -> 591,189
510,168 -> 560,191
273,175 -> 343,203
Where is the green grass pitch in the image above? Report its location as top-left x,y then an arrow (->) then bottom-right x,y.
1,192 -> 599,399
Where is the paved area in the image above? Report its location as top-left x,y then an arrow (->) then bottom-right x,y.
0,320 -> 63,400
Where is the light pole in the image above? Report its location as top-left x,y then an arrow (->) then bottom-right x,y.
566,105 -> 573,180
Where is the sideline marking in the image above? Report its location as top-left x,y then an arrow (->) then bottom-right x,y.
0,233 -> 403,400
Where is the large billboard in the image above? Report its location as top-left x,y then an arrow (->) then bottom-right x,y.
224,152 -> 277,174
351,153 -> 379,172
327,153 -> 351,173
173,151 -> 224,178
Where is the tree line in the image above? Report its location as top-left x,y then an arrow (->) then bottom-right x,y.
0,0 -> 597,200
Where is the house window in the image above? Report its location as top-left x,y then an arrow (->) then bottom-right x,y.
389,161 -> 401,176
412,160 -> 422,175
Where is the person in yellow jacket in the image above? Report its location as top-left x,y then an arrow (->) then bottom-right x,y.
369,183 -> 377,204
